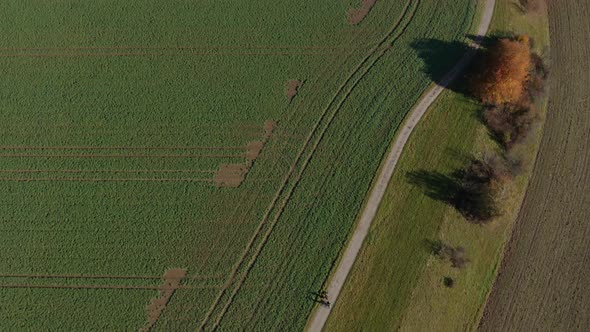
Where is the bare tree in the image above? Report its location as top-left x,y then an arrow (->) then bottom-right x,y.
430,240 -> 470,269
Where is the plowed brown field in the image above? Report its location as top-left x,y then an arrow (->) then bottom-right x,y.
479,1 -> 590,330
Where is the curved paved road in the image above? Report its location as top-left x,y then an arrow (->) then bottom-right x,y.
307,0 -> 496,330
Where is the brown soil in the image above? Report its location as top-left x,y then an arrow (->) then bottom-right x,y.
479,1 -> 590,330
286,80 -> 303,102
246,141 -> 264,160
141,268 -> 187,332
214,120 -> 277,188
214,164 -> 248,188
348,0 -> 378,25
263,120 -> 277,138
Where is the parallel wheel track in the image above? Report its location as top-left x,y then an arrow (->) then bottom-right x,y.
198,1 -> 421,330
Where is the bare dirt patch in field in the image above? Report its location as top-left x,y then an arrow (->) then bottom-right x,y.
215,120 -> 276,188
286,80 -> 303,102
214,164 -> 249,188
348,0 -> 378,25
246,141 -> 264,160
142,268 -> 187,332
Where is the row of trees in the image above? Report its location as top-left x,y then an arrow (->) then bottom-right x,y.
472,34 -> 548,147
421,10 -> 547,288
463,34 -> 547,222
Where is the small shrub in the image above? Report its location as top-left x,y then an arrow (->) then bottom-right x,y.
430,240 -> 454,258
478,36 -> 547,152
453,158 -> 501,222
450,247 -> 470,269
484,105 -> 537,149
431,240 -> 470,269
527,52 -> 549,101
444,277 -> 455,288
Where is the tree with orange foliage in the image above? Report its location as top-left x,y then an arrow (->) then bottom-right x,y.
473,36 -> 533,105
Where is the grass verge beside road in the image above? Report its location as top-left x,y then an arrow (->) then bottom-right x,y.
325,1 -> 549,330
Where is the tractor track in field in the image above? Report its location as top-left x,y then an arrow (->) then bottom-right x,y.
275,0 -> 405,127
0,51 -> 377,58
0,124 -> 264,130
0,45 -> 373,58
0,273 -> 222,280
306,0 -> 496,330
0,177 -> 214,182
0,153 -> 244,158
242,146 -> 337,327
0,170 -> 216,173
198,1 -> 419,330
0,146 -> 246,150
0,273 -> 224,292
0,284 -> 219,290
188,2 -> 398,299
244,33 -> 398,319
210,2 -> 420,328
0,44 -> 375,52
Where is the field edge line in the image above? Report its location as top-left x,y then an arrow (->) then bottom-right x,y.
203,1 -> 420,330
305,0 -> 497,330
196,1 -> 417,330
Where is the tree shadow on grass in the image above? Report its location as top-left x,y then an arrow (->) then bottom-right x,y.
412,39 -> 470,83
412,34 -> 526,142
406,170 -> 460,204
410,34 -> 512,97
423,238 -> 445,256
407,167 -> 498,224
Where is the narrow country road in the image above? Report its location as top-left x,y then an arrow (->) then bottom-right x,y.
306,0 -> 496,330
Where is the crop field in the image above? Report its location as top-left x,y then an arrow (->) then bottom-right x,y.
479,1 -> 590,330
0,0 -> 477,330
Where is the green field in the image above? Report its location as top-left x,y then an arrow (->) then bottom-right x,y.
0,1 -> 478,330
325,0 -> 551,331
